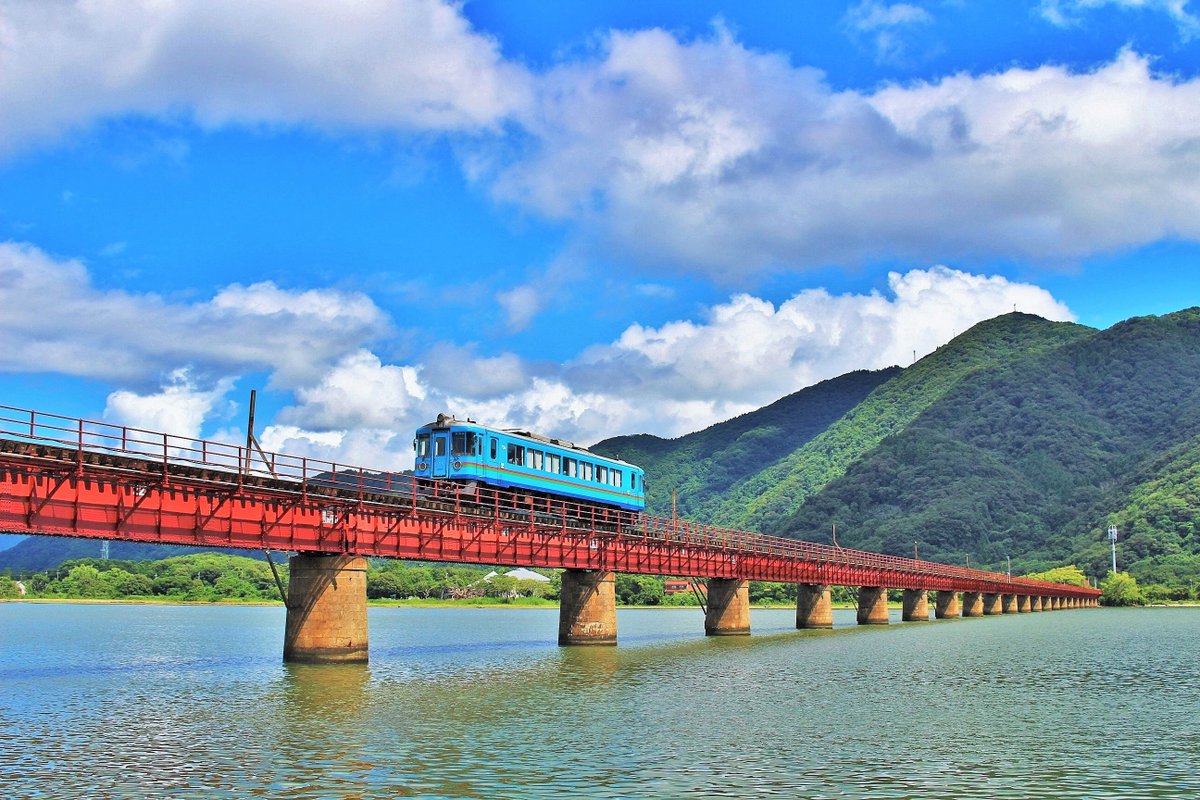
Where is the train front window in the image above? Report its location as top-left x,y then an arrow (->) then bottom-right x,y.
508,443 -> 524,465
415,434 -> 430,458
434,438 -> 447,456
451,432 -> 476,456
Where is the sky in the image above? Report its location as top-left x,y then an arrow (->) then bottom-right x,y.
2,0 -> 1200,471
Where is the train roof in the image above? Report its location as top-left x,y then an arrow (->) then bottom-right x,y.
419,413 -> 640,468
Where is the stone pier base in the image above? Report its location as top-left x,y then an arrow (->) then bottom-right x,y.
284,554 -> 369,664
935,591 -> 960,619
1030,596 -> 1043,612
796,583 -> 833,629
559,570 -> 617,646
962,592 -> 984,617
1002,594 -> 1018,614
857,586 -> 889,625
982,593 -> 1002,615
902,589 -> 929,622
1016,595 -> 1031,613
705,578 -> 751,636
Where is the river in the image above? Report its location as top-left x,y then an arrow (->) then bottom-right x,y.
1,604 -> 1197,799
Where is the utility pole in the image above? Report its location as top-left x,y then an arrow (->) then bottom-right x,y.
1108,525 -> 1118,574
913,540 -> 919,560
1006,555 -> 1011,577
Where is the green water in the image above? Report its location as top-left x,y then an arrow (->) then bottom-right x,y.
1,604 -> 1197,799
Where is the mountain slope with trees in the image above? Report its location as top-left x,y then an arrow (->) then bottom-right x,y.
777,308 -> 1200,589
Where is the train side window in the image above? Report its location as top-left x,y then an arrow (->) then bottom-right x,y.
546,453 -> 560,473
415,434 -> 430,457
611,469 -> 622,487
629,474 -> 637,491
452,432 -> 475,456
490,438 -> 498,459
597,465 -> 608,484
563,458 -> 576,477
526,449 -> 544,470
507,443 -> 524,465
581,462 -> 593,481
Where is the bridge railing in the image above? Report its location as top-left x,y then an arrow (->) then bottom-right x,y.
0,404 -> 1091,595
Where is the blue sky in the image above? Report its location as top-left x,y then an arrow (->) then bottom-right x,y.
1,0 -> 1199,468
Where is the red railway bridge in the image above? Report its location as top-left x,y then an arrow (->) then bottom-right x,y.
0,405 -> 1099,662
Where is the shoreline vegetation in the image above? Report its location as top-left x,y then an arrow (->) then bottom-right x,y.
0,553 -> 1175,608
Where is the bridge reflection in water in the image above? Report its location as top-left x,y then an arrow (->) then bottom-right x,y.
0,405 -> 1100,662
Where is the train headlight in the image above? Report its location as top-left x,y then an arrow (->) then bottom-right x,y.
453,460 -> 462,470
417,461 -> 428,470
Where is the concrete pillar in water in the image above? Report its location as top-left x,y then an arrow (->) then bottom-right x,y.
857,586 -> 889,625
962,591 -> 984,617
982,593 -> 1002,615
705,578 -> 751,636
1030,596 -> 1043,612
901,589 -> 929,621
796,583 -> 833,629
284,553 -> 369,664
1016,594 -> 1031,613
558,569 -> 618,646
935,590 -> 960,619
1002,594 -> 1018,614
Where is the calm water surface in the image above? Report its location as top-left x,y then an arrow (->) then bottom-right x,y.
1,604 -> 1197,799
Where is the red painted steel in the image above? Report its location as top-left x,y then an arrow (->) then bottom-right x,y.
0,406 -> 1100,600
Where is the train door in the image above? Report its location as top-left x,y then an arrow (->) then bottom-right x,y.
431,431 -> 451,477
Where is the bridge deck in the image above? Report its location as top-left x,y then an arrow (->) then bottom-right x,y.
0,405 -> 1098,599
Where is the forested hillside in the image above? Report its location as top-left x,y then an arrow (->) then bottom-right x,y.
593,368 -> 896,518
778,309 -> 1200,590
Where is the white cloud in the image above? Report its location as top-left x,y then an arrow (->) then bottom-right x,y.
263,265 -> 1075,461
1040,0 -> 1200,38
0,241 -> 388,387
843,2 -> 936,64
496,285 -> 544,333
492,35 -> 1200,277
104,369 -> 236,439
0,0 -> 531,153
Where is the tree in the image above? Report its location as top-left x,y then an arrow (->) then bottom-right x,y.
1024,565 -> 1089,587
1100,571 -> 1142,606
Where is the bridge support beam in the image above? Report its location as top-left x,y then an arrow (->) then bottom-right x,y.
559,569 -> 617,646
796,583 -> 833,629
935,590 -> 960,619
962,592 -> 984,617
283,554 -> 369,664
1001,594 -> 1018,614
901,589 -> 929,621
1016,594 -> 1031,613
705,579 -> 751,636
857,586 -> 889,625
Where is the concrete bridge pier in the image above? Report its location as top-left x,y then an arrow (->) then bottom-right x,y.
901,589 -> 929,621
705,578 -> 751,636
283,553 -> 369,664
935,590 -> 960,619
1001,594 -> 1018,614
962,592 -> 984,617
857,586 -> 889,625
559,569 -> 617,646
796,583 -> 833,629
982,593 -> 1003,615
1016,594 -> 1031,613
1030,596 -> 1043,611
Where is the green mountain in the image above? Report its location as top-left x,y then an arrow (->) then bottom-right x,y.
777,308 -> 1200,586
0,536 -> 263,572
592,368 -> 898,519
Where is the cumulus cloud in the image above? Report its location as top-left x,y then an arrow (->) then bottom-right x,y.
104,370 -> 236,439
260,265 -> 1075,466
0,0 -> 531,153
0,241 -> 388,387
492,34 -> 1200,277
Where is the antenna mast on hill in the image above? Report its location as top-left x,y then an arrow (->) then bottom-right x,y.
1108,525 -> 1119,574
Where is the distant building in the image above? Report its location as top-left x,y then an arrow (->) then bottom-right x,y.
664,579 -> 704,595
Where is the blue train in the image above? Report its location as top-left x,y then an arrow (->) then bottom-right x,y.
413,414 -> 645,512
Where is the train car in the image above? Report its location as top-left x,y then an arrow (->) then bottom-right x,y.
412,414 -> 645,512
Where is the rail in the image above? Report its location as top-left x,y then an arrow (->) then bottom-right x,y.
0,404 -> 1090,596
